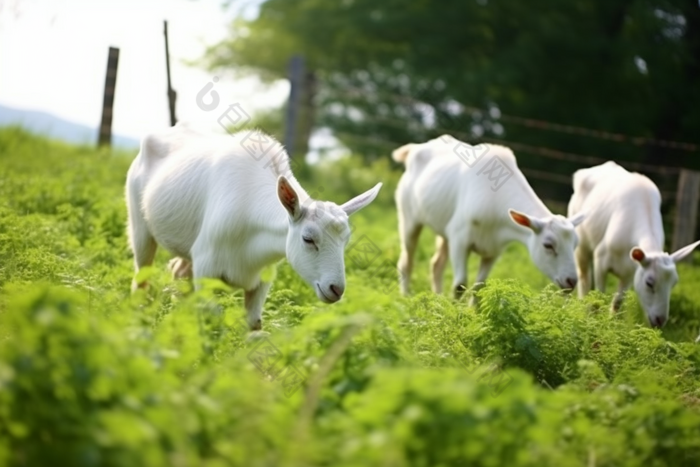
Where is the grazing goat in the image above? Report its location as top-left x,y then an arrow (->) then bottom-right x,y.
392,136 -> 584,299
126,123 -> 382,330
568,161 -> 700,328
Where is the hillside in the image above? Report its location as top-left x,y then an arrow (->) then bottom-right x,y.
1,127 -> 700,466
0,106 -> 140,149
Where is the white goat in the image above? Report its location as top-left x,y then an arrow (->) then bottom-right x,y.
568,161 -> 700,328
126,123 -> 381,330
392,136 -> 585,299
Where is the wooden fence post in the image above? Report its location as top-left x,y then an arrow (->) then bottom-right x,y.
164,20 -> 177,126
284,55 -> 304,158
98,46 -> 119,147
295,69 -> 317,158
672,169 -> 700,259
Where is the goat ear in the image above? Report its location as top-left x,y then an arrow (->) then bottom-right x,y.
277,176 -> 302,221
508,209 -> 544,233
568,212 -> 586,227
670,239 -> 700,263
341,182 -> 382,216
630,247 -> 649,266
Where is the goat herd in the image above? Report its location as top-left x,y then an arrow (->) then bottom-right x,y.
125,124 -> 700,334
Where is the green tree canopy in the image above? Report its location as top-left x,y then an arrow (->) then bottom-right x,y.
205,0 -> 700,199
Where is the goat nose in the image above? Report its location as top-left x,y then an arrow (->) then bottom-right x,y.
566,277 -> 577,289
329,284 -> 344,300
651,316 -> 666,328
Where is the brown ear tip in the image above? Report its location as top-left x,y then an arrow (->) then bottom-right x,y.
631,247 -> 645,262
509,210 -> 530,226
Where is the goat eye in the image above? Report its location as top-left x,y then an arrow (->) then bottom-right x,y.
302,236 -> 315,245
646,279 -> 654,290
544,243 -> 554,251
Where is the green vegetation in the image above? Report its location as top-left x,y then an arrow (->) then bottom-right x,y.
207,0 -> 700,177
1,127 -> 700,466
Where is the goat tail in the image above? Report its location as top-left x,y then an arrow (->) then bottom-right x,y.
392,143 -> 415,164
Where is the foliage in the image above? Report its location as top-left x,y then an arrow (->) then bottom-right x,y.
206,0 -> 700,201
1,128 -> 700,465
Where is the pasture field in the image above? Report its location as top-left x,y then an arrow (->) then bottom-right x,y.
2,126 -> 700,466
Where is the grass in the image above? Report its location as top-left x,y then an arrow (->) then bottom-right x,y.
1,126 -> 700,466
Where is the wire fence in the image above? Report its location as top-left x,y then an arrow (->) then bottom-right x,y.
285,79 -> 700,244
337,84 -> 699,152
307,96 -> 684,200
330,86 -> 690,171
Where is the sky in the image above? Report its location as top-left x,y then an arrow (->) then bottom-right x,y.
0,0 -> 290,142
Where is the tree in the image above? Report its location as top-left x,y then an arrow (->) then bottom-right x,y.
204,0 -> 700,198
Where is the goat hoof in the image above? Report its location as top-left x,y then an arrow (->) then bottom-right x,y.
250,319 -> 262,331
131,280 -> 148,292
453,284 -> 467,300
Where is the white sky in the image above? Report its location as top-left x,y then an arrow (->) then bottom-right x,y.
0,0 -> 289,141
